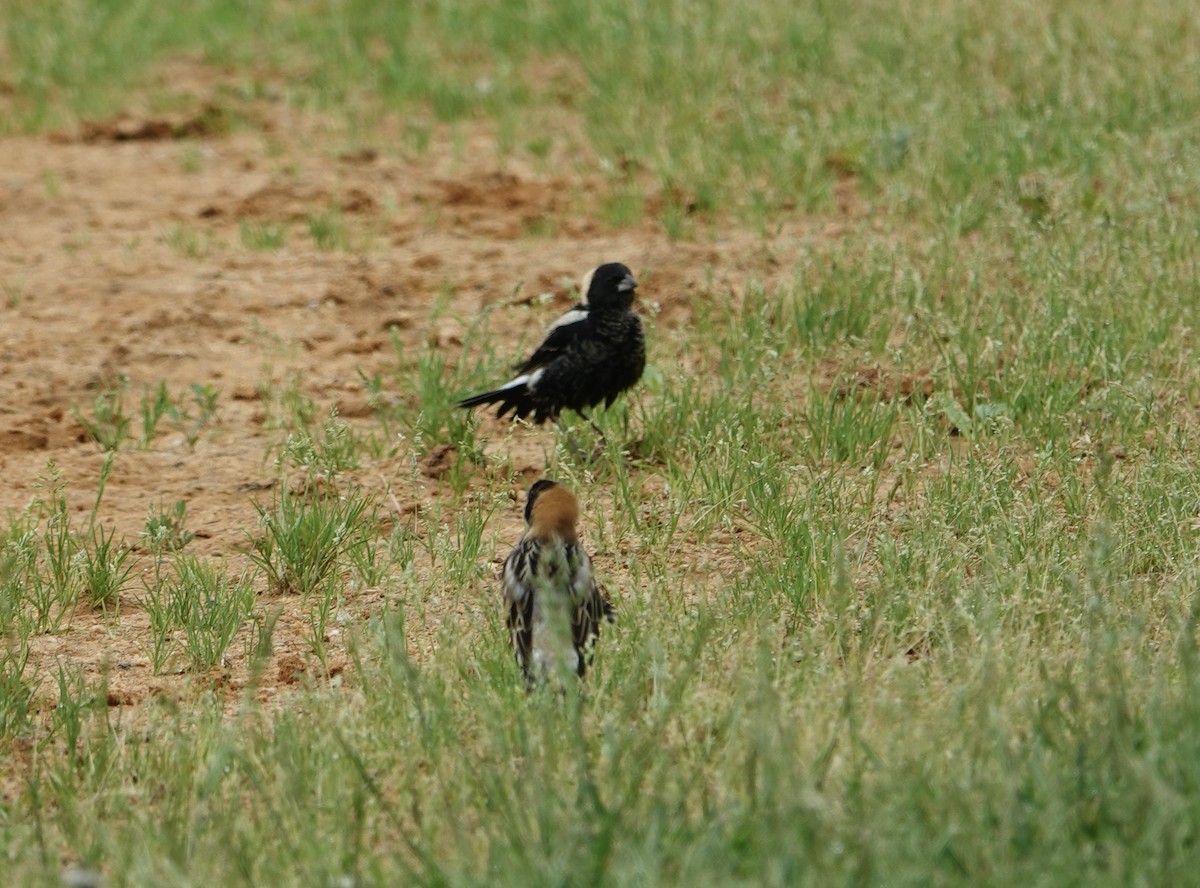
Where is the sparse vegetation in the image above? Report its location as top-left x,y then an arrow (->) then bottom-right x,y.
162,224 -> 213,259
240,219 -> 287,251
306,204 -> 345,250
74,377 -> 133,452
76,380 -> 221,452
1,273 -> 25,307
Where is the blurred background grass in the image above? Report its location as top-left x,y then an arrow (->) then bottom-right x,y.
6,0 -> 1200,224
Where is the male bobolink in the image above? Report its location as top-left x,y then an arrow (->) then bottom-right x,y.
502,479 -> 615,687
457,263 -> 645,427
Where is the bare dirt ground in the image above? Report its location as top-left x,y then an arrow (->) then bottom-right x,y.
0,83 -> 850,732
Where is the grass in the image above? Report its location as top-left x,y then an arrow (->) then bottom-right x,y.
5,0 -> 1200,885
4,0 -> 1198,227
248,483 -> 377,596
306,204 -> 346,250
75,379 -> 222,452
161,224 -> 213,259
240,219 -> 287,251
167,556 -> 257,672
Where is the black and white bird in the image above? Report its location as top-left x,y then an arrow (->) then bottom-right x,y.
457,263 -> 645,432
502,479 -> 615,687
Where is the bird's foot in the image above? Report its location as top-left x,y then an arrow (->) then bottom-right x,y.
587,417 -> 608,447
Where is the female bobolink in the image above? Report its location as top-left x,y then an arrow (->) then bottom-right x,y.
458,262 -> 645,426
502,479 -> 615,687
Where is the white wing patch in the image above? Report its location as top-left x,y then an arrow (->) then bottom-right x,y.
499,373 -> 530,391
547,308 -> 589,333
496,369 -> 543,394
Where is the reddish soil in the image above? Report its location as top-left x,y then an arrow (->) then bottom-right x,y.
0,88 -> 849,736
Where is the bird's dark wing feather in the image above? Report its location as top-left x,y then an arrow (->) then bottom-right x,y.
514,304 -> 590,373
503,540 -> 537,682
457,383 -> 540,421
508,595 -> 534,683
572,581 -> 615,677
458,367 -> 562,422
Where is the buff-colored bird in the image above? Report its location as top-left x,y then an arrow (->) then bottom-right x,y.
501,479 -> 615,687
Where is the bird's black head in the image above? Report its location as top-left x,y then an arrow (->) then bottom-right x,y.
582,262 -> 637,312
524,478 -> 560,525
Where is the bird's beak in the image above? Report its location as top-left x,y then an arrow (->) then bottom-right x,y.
618,273 -> 638,293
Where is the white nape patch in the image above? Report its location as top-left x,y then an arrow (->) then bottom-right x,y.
579,267 -> 597,303
547,308 -> 588,332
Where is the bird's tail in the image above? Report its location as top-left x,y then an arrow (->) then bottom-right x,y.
457,375 -> 550,422
456,387 -> 512,409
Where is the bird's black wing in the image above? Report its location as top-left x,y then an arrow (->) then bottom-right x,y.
514,304 -> 591,373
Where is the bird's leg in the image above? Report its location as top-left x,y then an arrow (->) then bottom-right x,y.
556,415 -> 588,462
587,416 -> 607,446
581,411 -> 608,460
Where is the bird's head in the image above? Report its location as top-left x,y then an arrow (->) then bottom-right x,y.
582,262 -> 637,312
523,478 -> 580,542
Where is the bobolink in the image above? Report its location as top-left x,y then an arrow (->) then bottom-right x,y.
502,479 -> 615,687
457,263 -> 645,429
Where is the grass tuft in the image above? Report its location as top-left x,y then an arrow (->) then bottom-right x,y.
248,483 -> 376,597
